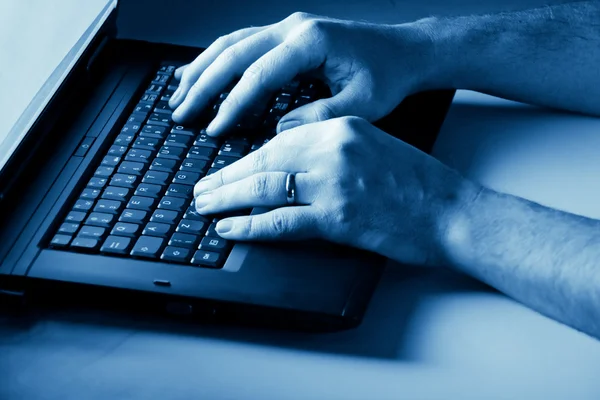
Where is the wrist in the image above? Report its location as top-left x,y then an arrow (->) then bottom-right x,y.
437,176 -> 486,268
395,16 -> 467,93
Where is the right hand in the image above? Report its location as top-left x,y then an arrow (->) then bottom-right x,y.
169,12 -> 441,136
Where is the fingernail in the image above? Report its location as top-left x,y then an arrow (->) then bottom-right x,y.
206,118 -> 220,136
195,193 -> 211,210
277,119 -> 301,133
216,220 -> 233,234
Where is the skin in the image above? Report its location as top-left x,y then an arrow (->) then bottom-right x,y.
170,2 -> 600,339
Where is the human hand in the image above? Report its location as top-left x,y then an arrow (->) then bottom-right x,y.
169,12 -> 443,136
192,117 -> 480,267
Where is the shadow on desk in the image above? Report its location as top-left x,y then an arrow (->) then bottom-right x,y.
0,265 -> 491,361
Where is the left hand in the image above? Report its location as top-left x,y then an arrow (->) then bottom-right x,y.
193,116 -> 479,266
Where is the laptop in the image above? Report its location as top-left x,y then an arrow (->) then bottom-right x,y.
0,0 -> 455,331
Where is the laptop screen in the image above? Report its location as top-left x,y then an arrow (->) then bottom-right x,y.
0,0 -> 116,175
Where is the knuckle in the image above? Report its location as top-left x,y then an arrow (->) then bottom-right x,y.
219,46 -> 239,65
214,34 -> 231,48
312,101 -> 337,121
288,11 -> 311,24
243,62 -> 265,83
250,150 -> 268,173
251,174 -> 271,201
219,94 -> 239,111
270,212 -> 290,236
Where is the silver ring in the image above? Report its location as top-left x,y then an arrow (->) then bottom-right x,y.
285,173 -> 296,205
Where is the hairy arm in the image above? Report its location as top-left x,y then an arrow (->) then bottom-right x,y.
419,0 -> 600,116
441,185 -> 600,339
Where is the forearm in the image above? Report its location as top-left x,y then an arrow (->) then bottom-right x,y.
418,1 -> 600,116
442,185 -> 600,339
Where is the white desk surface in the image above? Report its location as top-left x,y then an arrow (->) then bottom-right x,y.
2,1 -> 600,399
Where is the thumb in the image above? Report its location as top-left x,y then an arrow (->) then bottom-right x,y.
277,82 -> 365,133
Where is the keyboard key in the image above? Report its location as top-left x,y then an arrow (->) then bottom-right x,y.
65,211 -> 87,223
206,222 -> 219,238
134,183 -> 163,198
127,196 -> 156,211
70,237 -> 100,251
219,143 -> 248,158
165,133 -> 192,148
146,84 -> 164,96
150,210 -> 179,225
114,134 -> 135,146
160,246 -> 191,263
50,234 -> 71,247
102,186 -> 130,201
198,236 -> 231,252
183,206 -> 209,222
165,184 -> 193,199
148,113 -> 171,126
149,158 -> 178,173
157,196 -> 186,212
58,222 -> 79,234
130,236 -> 164,258
194,132 -> 221,148
176,220 -> 207,235
191,250 -> 223,268
101,155 -> 121,167
119,209 -> 147,225
152,74 -> 170,85
171,125 -> 196,136
140,93 -> 159,105
172,171 -> 200,186
133,102 -> 153,114
142,171 -> 170,186
94,166 -> 114,177
80,188 -> 101,200
108,145 -> 128,157
168,233 -> 199,248
86,212 -> 115,228
94,199 -> 123,214
78,225 -> 106,239
73,199 -> 94,212
117,161 -> 145,176
142,222 -> 172,237
125,149 -> 153,164
154,100 -> 172,114
206,168 -> 220,176
88,177 -> 108,189
187,146 -> 215,160
179,159 -> 209,173
158,65 -> 177,74
100,236 -> 132,255
110,174 -> 138,189
111,222 -> 140,237
132,136 -> 161,151
141,125 -> 168,139
157,145 -> 185,160
120,122 -> 142,136
126,113 -> 146,126
212,156 -> 238,169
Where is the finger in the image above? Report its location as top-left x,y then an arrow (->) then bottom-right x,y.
173,28 -> 280,124
169,25 -> 268,110
193,134 -> 306,196
195,171 -> 314,214
174,65 -> 188,80
214,206 -> 320,241
276,77 -> 377,132
205,33 -> 326,136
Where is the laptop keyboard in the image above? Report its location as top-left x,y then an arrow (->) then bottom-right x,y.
48,63 -> 327,269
